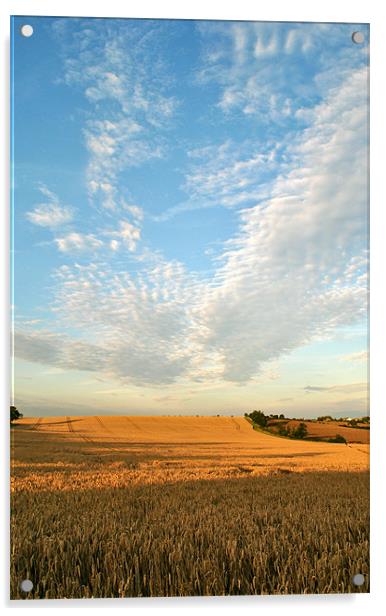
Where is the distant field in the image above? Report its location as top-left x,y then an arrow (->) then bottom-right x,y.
267,419 -> 370,444
11,415 -> 369,599
11,415 -> 369,490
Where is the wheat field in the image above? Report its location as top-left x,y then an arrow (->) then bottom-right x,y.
268,419 -> 370,444
10,415 -> 369,599
11,415 -> 369,490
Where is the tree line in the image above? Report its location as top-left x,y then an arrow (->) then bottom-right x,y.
244,410 -> 347,443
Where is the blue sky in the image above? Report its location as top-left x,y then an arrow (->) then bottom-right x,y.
11,17 -> 369,417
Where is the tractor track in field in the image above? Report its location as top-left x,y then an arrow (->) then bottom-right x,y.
229,417 -> 241,431
65,416 -> 126,455
123,416 -> 157,437
94,416 -> 115,435
347,444 -> 369,456
66,416 -> 95,445
124,417 -> 145,432
30,417 -> 43,431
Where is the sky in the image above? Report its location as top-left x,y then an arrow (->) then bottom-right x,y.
11,16 -> 369,418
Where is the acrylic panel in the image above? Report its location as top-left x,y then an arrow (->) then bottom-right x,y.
10,16 -> 370,600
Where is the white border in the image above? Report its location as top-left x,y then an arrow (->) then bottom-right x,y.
1,1 -> 386,615
0,0 -> 381,22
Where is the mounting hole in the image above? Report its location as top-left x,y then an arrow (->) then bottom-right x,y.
20,24 -> 34,38
352,573 -> 365,586
352,31 -> 364,45
20,579 -> 33,592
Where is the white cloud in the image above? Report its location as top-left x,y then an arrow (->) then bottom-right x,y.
156,139 -> 280,221
341,351 -> 368,362
304,383 -> 367,395
55,232 -> 104,253
122,203 -> 144,222
83,117 -> 162,211
86,132 -> 116,156
54,21 -> 177,213
37,184 -> 59,201
14,329 -> 107,373
84,71 -> 125,102
182,140 -> 277,210
26,183 -> 143,256
28,258 -> 202,386
26,185 -> 73,228
233,23 -> 248,64
53,219 -> 142,256
19,25 -> 368,388
254,33 -> 278,57
284,29 -> 313,55
27,203 -> 73,228
193,66 -> 368,383
197,21 -> 368,125
284,29 -> 298,54
104,220 -> 141,252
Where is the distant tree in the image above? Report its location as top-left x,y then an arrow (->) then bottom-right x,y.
279,414 -> 285,420
278,424 -> 290,437
10,405 -> 23,423
328,434 -> 347,444
292,422 -> 308,439
248,410 -> 267,428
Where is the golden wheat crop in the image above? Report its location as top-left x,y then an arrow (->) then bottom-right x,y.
11,415 -> 369,491
269,420 -> 370,444
10,416 -> 369,599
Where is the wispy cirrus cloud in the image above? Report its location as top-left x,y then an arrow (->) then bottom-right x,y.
26,182 -> 143,256
15,20 -> 368,396
26,185 -> 74,228
53,19 -> 178,212
159,22 -> 369,223
84,117 -> 163,211
55,232 -> 104,253
340,350 -> 368,362
196,21 -> 368,125
122,204 -> 144,222
304,383 -> 367,394
154,139 -> 279,221
17,64 -> 368,386
194,65 -> 368,382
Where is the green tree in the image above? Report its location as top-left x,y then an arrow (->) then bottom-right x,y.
293,422 -> 308,439
249,410 -> 267,428
10,405 -> 23,423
